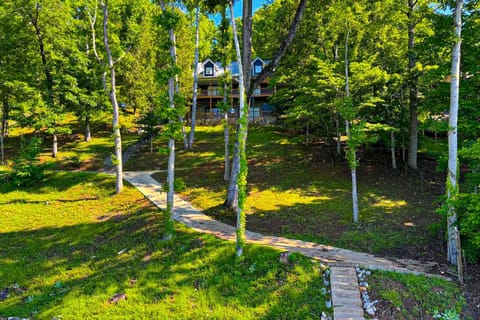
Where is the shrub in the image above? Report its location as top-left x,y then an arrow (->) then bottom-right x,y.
174,178 -> 187,192
455,193 -> 480,262
11,137 -> 46,186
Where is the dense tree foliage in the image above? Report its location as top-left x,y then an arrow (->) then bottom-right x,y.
0,0 -> 479,262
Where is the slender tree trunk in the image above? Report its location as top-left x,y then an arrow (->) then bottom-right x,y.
345,29 -> 359,223
85,115 -> 91,142
52,133 -> 57,158
0,112 -> 4,165
1,96 -> 7,165
224,0 -> 307,208
159,0 -> 179,240
229,1 -> 248,257
0,129 -> 3,165
2,101 -> 8,138
242,0 -> 253,96
391,131 -> 397,170
223,82 -> 230,182
407,0 -> 418,170
101,0 -> 123,194
352,165 -> 359,223
224,0 -> 252,212
31,8 -> 58,158
150,135 -> 153,153
335,116 -> 341,155
447,0 -> 463,267
188,3 -> 200,151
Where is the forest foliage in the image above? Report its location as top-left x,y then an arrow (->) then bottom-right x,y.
0,0 -> 479,261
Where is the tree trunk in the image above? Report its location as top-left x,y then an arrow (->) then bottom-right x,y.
85,115 -> 91,142
52,133 -> 57,158
159,0 -> 178,241
391,131 -> 397,170
335,116 -> 341,155
447,0 -> 463,267
0,129 -> 3,165
242,0 -> 253,96
249,0 -> 308,96
2,101 -> 8,138
31,6 -> 59,160
345,29 -> 359,223
1,95 -> 7,164
223,82 -> 230,182
352,165 -> 359,223
0,118 -> 4,165
180,115 -> 188,150
150,135 -> 153,153
407,0 -> 418,170
188,3 -> 200,151
230,1 -> 248,257
101,0 -> 123,194
225,0 -> 307,208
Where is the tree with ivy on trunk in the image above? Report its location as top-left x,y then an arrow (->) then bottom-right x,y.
224,0 -> 308,211
228,0 -> 247,257
157,0 -> 186,240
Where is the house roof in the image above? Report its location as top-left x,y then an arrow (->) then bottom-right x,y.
252,57 -> 265,65
196,58 -> 271,78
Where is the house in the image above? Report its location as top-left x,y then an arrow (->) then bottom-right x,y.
192,57 -> 276,124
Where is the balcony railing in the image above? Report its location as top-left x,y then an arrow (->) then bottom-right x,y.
197,87 -> 273,98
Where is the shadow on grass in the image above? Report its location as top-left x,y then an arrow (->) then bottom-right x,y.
0,208 -> 327,319
198,193 -> 441,261
0,171 -> 115,196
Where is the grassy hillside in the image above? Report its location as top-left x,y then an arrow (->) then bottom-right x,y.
0,172 -> 327,319
127,125 -> 445,260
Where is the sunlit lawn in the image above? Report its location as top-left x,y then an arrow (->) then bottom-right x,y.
3,114 -> 142,171
0,172 -> 327,319
127,125 -> 444,257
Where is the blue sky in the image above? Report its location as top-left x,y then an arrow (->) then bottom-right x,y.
211,0 -> 271,24
233,0 -> 271,17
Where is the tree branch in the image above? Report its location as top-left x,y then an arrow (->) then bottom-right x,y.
113,46 -> 132,65
249,0 -> 307,97
88,4 -> 102,64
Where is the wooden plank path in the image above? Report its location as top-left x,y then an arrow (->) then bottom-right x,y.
124,171 -> 446,319
330,267 -> 365,320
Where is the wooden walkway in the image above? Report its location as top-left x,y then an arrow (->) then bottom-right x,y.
124,171 -> 445,319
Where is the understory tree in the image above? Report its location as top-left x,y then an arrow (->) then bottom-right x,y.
445,0 -> 463,268
157,0 -> 186,240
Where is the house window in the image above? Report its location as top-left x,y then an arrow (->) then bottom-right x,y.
208,86 -> 219,95
254,64 -> 262,74
249,107 -> 260,120
205,66 -> 213,76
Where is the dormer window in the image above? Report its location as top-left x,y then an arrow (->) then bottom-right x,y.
204,60 -> 215,77
252,58 -> 264,75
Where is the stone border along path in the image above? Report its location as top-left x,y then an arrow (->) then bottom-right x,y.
124,171 -> 449,319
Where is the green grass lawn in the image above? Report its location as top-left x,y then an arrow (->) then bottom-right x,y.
127,125 -> 444,259
2,114 -> 142,171
368,271 -> 466,319
0,172 -> 328,319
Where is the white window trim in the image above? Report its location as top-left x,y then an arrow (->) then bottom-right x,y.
205,66 -> 214,76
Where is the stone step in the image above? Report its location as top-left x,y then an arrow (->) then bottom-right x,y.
333,315 -> 365,320
331,289 -> 361,299
329,267 -> 365,320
